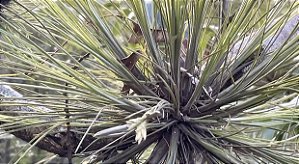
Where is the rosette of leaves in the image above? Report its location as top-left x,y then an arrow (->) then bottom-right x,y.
0,0 -> 298,163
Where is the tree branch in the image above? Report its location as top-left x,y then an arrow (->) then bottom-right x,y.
0,84 -> 112,157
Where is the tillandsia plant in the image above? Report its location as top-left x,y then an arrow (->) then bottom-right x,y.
0,0 -> 298,163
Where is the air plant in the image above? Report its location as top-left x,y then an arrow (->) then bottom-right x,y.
0,0 -> 298,163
